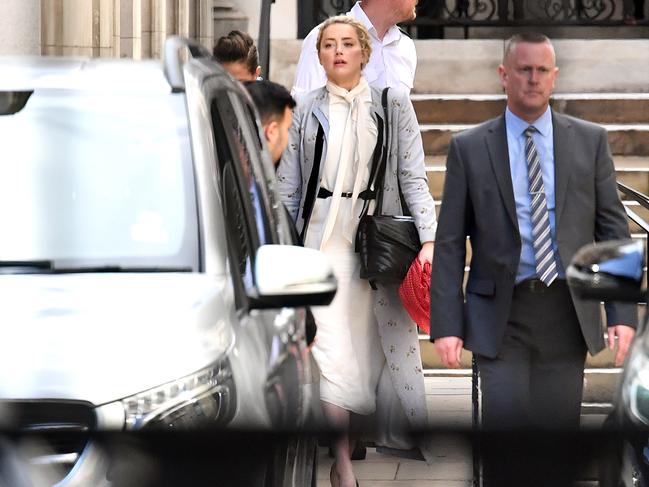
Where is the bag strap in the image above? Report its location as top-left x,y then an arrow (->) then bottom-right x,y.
357,108 -> 384,220
358,87 -> 390,222
374,87 -> 390,216
299,122 -> 325,242
374,87 -> 411,217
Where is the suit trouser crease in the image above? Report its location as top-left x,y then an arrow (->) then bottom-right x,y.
475,280 -> 588,487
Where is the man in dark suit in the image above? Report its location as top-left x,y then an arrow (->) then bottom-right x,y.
429,32 -> 636,484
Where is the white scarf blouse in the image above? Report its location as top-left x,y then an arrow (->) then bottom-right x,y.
319,77 -> 378,249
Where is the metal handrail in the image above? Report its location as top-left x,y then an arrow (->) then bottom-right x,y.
618,181 -> 649,213
618,182 -> 649,293
625,206 -> 649,234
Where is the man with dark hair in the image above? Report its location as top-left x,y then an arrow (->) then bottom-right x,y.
430,32 -> 636,485
245,80 -> 296,165
244,80 -> 315,347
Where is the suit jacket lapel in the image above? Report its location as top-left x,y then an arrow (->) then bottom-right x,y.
552,111 -> 573,226
485,115 -> 518,230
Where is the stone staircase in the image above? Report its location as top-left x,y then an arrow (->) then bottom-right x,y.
416,92 -> 649,406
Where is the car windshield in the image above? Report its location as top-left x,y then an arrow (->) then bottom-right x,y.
0,88 -> 198,271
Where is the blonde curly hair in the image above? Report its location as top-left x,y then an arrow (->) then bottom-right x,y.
316,15 -> 372,69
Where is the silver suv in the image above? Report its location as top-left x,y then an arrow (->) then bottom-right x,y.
0,38 -> 334,486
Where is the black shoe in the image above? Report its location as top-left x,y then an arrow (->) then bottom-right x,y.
375,446 -> 425,461
327,444 -> 367,460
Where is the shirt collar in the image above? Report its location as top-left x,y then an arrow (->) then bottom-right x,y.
351,2 -> 401,44
505,105 -> 552,138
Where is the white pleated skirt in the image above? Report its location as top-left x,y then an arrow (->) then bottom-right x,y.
305,198 -> 385,415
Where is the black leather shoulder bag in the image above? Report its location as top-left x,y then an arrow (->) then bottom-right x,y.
356,88 -> 421,288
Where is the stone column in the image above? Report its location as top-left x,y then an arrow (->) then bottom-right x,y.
138,0 -> 153,58
178,0 -> 197,38
151,0 -> 178,58
197,0 -> 214,51
114,0 -> 135,58
213,0 -> 248,42
41,0 -> 101,56
0,0 -> 41,55
99,0 -> 114,57
42,0 -> 63,55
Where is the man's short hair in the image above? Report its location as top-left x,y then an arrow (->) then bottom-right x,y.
213,30 -> 258,75
245,80 -> 296,126
503,32 -> 553,63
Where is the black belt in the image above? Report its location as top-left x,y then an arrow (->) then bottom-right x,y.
515,278 -> 565,294
317,187 -> 374,200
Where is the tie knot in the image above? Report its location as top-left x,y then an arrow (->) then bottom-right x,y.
524,126 -> 537,138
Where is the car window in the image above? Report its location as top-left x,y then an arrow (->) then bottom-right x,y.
0,88 -> 199,271
227,92 -> 280,246
238,93 -> 297,247
210,90 -> 276,303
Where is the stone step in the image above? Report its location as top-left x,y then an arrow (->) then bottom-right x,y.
425,155 -> 649,200
421,123 -> 649,156
424,364 -> 620,406
420,337 -> 626,370
409,39 -> 649,94
271,39 -> 649,95
412,93 -> 649,125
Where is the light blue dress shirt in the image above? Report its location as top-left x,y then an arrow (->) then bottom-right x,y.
505,107 -> 565,283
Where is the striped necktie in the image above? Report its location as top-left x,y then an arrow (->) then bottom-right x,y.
524,126 -> 558,286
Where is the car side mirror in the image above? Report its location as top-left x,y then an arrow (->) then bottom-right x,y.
250,245 -> 337,309
567,239 -> 645,302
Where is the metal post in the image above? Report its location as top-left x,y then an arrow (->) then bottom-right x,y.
258,0 -> 274,79
297,0 -> 316,39
472,356 -> 481,486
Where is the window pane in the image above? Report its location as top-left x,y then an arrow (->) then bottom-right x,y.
0,89 -> 198,269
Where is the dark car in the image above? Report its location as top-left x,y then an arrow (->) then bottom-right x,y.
568,238 -> 646,487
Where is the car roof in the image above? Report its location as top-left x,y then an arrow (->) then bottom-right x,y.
0,56 -> 174,94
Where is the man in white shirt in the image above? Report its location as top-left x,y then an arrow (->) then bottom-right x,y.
292,0 -> 418,95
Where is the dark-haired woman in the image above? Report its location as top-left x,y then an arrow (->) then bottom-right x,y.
213,30 -> 260,81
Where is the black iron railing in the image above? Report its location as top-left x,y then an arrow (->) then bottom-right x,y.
298,0 -> 648,39
618,182 -> 649,271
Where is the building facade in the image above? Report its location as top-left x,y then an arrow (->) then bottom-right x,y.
0,0 -> 299,58
41,0 -> 215,58
0,0 -> 41,55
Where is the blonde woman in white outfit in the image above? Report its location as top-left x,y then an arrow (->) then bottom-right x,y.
292,0 -> 419,95
277,16 -> 436,487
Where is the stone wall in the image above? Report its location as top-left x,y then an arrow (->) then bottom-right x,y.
236,0 -> 297,40
42,0 -> 214,58
270,39 -> 649,94
0,0 -> 40,55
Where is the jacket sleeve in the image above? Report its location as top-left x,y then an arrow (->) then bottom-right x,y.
429,136 -> 469,340
392,89 -> 437,243
592,127 -> 638,328
276,104 -> 304,222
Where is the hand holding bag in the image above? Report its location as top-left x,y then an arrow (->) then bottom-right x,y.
399,258 -> 431,334
356,88 -> 421,287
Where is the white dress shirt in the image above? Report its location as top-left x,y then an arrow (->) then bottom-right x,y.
319,78 -> 377,248
291,2 -> 417,96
